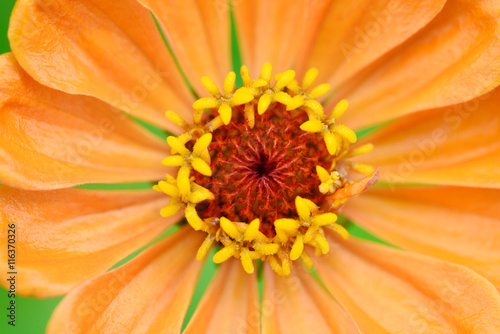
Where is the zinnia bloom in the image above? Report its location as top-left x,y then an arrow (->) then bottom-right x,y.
1,0 -> 500,333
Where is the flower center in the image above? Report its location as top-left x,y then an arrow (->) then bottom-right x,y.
155,64 -> 377,275
193,103 -> 332,237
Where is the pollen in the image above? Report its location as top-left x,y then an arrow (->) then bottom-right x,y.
155,64 -> 377,275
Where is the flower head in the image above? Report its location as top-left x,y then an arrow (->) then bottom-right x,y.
1,0 -> 500,333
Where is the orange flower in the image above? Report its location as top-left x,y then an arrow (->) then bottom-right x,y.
1,0 -> 500,333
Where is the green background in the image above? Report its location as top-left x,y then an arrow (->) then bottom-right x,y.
0,1 -> 382,333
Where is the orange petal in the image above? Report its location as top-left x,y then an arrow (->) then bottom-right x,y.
315,236 -> 500,334
357,86 -> 500,188
233,0 -> 331,76
331,0 -> 500,129
262,263 -> 360,334
0,53 -> 169,190
184,259 -> 260,334
343,186 -> 500,289
9,0 -> 193,131
138,0 -> 231,95
46,226 -> 204,333
0,186 -> 182,297
298,0 -> 446,86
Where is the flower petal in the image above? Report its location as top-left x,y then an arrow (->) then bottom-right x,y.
233,0 -> 331,75
298,0 -> 446,88
0,186 -> 181,297
343,186 -> 500,289
184,259 -> 260,334
0,53 -> 168,190
138,0 -> 231,95
46,226 -> 204,333
262,264 -> 360,334
315,236 -> 500,334
332,0 -> 500,129
8,0 -> 193,131
358,87 -> 500,188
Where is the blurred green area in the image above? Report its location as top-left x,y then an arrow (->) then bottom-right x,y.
0,1 -> 383,333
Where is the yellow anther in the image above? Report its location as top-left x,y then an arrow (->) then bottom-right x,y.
316,165 -> 331,183
193,133 -> 212,155
295,196 -> 312,220
254,242 -> 279,255
303,225 -> 319,243
334,124 -> 357,143
329,223 -> 349,240
160,199 -> 183,217
309,83 -> 331,99
185,205 -> 203,230
240,248 -> 254,274
329,99 -> 349,120
253,78 -> 268,88
315,233 -> 329,254
161,155 -> 184,167
218,103 -> 232,125
193,109 -> 204,124
260,63 -> 273,82
201,76 -> 220,96
290,234 -> 304,261
273,91 -> 292,105
275,70 -> 296,90
244,103 -> 256,128
303,99 -> 324,115
213,243 -> 237,263
224,71 -> 236,95
312,213 -> 337,226
240,65 -> 252,87
220,217 -> 241,239
231,87 -> 254,105
243,219 -> 260,241
268,255 -> 284,275
157,180 -> 179,197
302,68 -> 318,89
258,94 -> 272,115
300,119 -> 323,133
349,143 -> 374,157
191,158 -> 212,176
324,132 -> 338,155
177,166 -> 191,197
316,165 -> 341,195
206,116 -> 224,132
196,235 -> 215,261
274,218 -> 300,232
165,110 -> 187,128
167,136 -> 190,155
193,97 -> 218,110
286,95 -> 306,111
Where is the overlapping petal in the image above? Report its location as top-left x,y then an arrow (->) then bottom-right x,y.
297,0 -> 446,87
356,86 -> 500,188
0,186 -> 181,297
233,0 -> 331,76
184,259 -> 260,334
262,264 -> 360,334
331,0 -> 500,129
8,0 -> 194,131
0,53 -> 169,190
138,0 -> 231,95
343,186 -> 500,289
315,236 -> 500,334
46,226 -> 204,333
